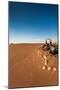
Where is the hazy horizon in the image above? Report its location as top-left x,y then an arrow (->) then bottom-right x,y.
9,2 -> 58,44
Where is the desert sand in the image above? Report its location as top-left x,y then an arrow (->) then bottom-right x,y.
9,44 -> 58,88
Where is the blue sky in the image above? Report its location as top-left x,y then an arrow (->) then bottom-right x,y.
9,2 -> 58,43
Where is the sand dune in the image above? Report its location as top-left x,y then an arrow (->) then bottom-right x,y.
9,44 -> 58,88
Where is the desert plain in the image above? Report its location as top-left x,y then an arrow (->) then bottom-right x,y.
9,44 -> 58,88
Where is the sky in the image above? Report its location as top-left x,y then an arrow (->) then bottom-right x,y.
9,2 -> 58,43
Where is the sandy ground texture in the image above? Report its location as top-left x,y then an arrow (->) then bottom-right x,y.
9,44 -> 58,88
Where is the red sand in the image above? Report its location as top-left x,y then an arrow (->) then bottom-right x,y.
9,44 -> 58,88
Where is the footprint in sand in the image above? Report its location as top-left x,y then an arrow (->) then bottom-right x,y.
47,66 -> 51,71
42,66 -> 57,72
42,66 -> 46,70
53,67 -> 57,72
43,55 -> 48,66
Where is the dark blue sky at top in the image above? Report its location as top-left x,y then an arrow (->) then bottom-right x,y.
9,2 -> 58,43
